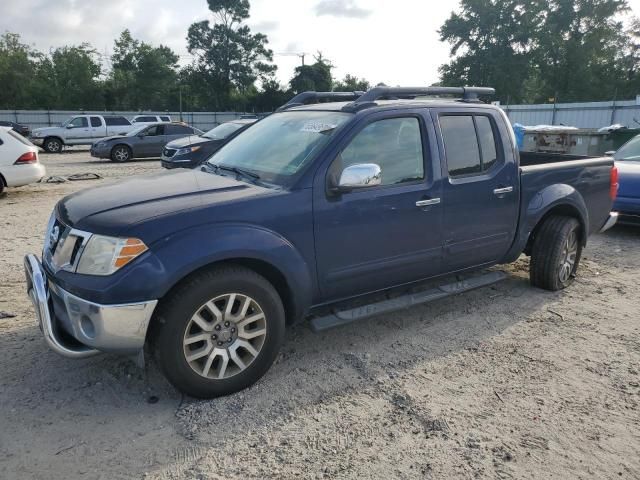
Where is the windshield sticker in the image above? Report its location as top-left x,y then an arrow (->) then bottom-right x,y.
301,122 -> 337,133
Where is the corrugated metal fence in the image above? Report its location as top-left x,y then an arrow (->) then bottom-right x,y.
503,99 -> 640,128
0,110 -> 251,132
5,99 -> 640,130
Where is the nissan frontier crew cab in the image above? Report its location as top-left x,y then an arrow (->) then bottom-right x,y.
25,87 -> 619,398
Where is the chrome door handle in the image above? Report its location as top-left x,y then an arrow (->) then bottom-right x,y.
493,186 -> 514,195
416,198 -> 441,207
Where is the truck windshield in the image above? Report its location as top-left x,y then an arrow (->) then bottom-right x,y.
206,111 -> 352,185
615,135 -> 640,161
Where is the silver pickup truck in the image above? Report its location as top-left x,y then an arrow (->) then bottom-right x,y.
30,115 -> 134,152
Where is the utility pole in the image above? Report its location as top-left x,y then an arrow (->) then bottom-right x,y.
299,53 -> 306,66
179,86 -> 183,122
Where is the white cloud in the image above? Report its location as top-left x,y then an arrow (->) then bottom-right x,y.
3,0 -> 640,88
314,0 -> 371,18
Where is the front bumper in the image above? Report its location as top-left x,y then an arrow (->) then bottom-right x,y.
599,212 -> 619,233
24,254 -> 158,357
90,145 -> 110,158
161,155 -> 197,169
30,137 -> 44,147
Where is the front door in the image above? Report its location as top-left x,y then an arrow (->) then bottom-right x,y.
65,117 -> 90,144
433,109 -> 519,270
314,112 -> 444,301
138,125 -> 167,157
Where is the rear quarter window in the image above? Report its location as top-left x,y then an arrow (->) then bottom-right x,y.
105,116 -> 131,126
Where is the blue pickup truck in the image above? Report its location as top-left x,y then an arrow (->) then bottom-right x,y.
25,87 -> 618,398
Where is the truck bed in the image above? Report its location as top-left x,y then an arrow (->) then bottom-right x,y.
519,151 -> 614,238
519,151 -> 601,166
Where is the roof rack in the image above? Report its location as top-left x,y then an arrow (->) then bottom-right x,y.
277,91 -> 365,111
341,86 -> 495,112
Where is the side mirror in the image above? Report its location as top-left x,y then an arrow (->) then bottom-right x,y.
334,163 -> 382,192
66,125 -> 73,129
604,150 -> 616,156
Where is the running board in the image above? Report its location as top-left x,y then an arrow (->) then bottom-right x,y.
310,271 -> 507,332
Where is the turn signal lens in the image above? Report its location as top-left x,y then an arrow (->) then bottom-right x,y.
76,235 -> 148,276
114,239 -> 148,268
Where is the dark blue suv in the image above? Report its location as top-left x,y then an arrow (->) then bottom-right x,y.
25,87 -> 618,398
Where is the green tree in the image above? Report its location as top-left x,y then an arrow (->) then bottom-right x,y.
289,52 -> 333,93
186,0 -> 276,110
0,33 -> 42,108
333,74 -> 370,92
107,30 -> 179,110
439,0 -> 630,103
49,44 -> 102,109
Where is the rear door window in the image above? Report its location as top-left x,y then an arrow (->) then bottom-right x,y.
164,124 -> 192,135
90,116 -> 102,127
439,115 -> 481,177
439,114 -> 500,177
475,116 -> 498,172
160,116 -> 171,122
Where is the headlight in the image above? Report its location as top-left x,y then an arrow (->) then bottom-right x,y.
76,235 -> 148,276
175,146 -> 201,156
33,132 -> 42,137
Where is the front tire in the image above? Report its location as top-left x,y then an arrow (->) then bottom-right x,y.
43,137 -> 62,153
110,145 -> 132,162
530,215 -> 582,291
151,266 -> 285,398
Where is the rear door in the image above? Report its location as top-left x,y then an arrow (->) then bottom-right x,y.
314,110 -> 444,300
433,108 -> 519,270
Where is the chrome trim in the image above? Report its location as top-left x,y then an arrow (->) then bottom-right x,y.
599,211 -> 618,233
24,254 -> 158,356
338,163 -> 382,190
24,254 -> 99,358
416,198 -> 441,207
493,186 -> 514,195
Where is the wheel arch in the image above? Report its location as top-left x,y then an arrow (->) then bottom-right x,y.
524,203 -> 587,256
160,257 -> 299,326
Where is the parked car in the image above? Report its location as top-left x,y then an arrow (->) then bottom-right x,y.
607,134 -> 640,222
90,123 -> 203,162
161,119 -> 257,169
0,120 -> 30,137
0,126 -> 45,195
24,87 -> 618,398
30,115 -> 134,153
131,114 -> 172,124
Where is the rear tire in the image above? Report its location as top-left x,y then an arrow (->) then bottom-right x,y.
529,215 -> 582,291
151,265 -> 285,398
43,137 -> 62,153
110,145 -> 132,162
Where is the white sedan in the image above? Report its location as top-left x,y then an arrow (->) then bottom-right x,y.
0,126 -> 46,194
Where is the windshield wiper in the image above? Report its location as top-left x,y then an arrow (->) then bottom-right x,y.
202,163 -> 261,183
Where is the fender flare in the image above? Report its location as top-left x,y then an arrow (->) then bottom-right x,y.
150,223 -> 315,321
502,183 -> 589,263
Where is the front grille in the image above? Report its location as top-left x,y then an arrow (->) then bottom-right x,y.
163,148 -> 176,158
43,215 -> 91,272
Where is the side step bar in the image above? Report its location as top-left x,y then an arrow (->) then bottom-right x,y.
310,271 -> 507,332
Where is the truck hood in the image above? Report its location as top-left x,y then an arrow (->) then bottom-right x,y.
616,160 -> 640,197
57,169 -> 272,235
166,135 -> 219,149
32,126 -> 62,135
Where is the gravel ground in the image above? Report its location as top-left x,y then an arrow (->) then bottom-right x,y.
1,151 -> 639,479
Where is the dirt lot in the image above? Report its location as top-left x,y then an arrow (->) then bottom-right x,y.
1,151 -> 639,479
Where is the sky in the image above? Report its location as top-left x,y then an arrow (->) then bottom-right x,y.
2,0 -> 640,88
